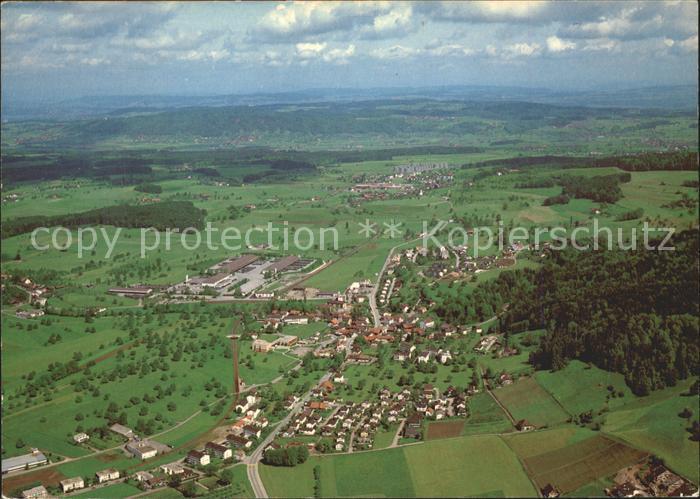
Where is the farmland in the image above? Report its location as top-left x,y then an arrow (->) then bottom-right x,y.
492,376 -> 570,427
260,434 -> 537,497
1,93 -> 698,499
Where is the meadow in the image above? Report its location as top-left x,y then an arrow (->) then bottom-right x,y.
260,434 -> 537,497
493,376 -> 570,428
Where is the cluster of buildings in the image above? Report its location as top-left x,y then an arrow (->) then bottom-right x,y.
167,254 -> 315,298
606,461 -> 699,498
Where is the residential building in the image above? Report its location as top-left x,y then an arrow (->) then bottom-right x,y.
21,485 -> 49,499
60,477 -> 85,493
95,468 -> 120,483
205,441 -> 233,460
73,432 -> 90,444
186,450 -> 210,467
160,463 -> 185,476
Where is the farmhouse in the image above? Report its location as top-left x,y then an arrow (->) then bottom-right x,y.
60,477 -> 85,493
515,419 -> 535,432
15,310 -> 45,319
73,432 -> 90,443
109,423 -> 135,439
2,450 -> 48,474
186,450 -> 210,467
21,485 -> 49,499
95,468 -> 120,483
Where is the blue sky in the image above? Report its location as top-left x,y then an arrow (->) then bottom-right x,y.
1,1 -> 697,102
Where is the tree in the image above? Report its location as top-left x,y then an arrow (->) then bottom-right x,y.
219,468 -> 235,485
181,481 -> 197,497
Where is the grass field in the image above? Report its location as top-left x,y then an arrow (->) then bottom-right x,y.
461,392 -> 513,435
602,380 -> 699,483
535,361 -> 633,416
493,376 -> 570,427
260,434 -> 537,497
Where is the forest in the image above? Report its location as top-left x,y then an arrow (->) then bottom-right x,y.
434,231 -> 699,395
1,201 -> 206,239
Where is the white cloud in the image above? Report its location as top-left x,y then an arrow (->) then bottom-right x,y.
425,43 -> 475,57
295,42 -> 328,59
503,42 -> 542,57
678,34 -> 698,52
369,44 -> 422,60
322,44 -> 356,64
424,1 -> 557,24
581,38 -> 619,52
546,35 -> 576,53
251,1 -> 413,42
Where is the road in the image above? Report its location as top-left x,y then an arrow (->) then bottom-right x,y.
246,370 -> 334,498
369,238 -> 420,328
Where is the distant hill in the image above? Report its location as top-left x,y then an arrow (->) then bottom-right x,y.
2,97 -> 696,150
2,84 -> 697,122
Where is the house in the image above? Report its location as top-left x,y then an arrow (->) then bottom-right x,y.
95,468 -> 120,483
186,450 -> 210,467
109,423 -> 135,439
243,425 -> 262,439
134,471 -> 154,483
416,350 -> 434,363
320,380 -> 334,393
160,463 -> 185,476
126,441 -> 158,460
394,342 -> 415,362
236,394 -> 259,413
516,419 -> 535,432
73,432 -> 90,444
21,486 -> 49,499
227,434 -> 253,449
205,441 -> 233,460
60,477 -> 85,493
423,384 -> 437,400
499,373 -> 514,386
403,413 -> 423,439
541,484 -> 560,497
252,339 -> 273,353
437,350 -> 452,364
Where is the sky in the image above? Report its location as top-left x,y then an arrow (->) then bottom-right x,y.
1,1 -> 698,103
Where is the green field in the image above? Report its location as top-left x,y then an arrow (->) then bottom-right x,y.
260,435 -> 537,497
493,376 -> 570,427
602,380 -> 700,483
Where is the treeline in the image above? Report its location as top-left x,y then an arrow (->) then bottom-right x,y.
559,173 -> 631,203
1,154 -> 154,183
501,231 -> 698,395
263,446 -> 309,466
469,151 -> 698,172
1,201 -> 206,239
134,183 -> 163,194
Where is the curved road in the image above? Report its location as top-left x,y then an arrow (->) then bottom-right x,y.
246,371 -> 333,498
